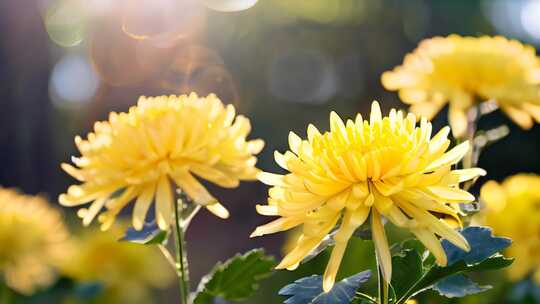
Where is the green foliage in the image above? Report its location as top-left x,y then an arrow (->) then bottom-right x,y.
391,226 -> 513,304
119,221 -> 168,245
279,271 -> 372,304
193,249 -> 275,304
432,275 -> 491,298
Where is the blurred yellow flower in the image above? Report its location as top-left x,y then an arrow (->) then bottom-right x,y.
0,188 -> 71,295
382,35 -> 540,137
61,226 -> 173,304
252,101 -> 485,292
480,174 -> 540,283
59,93 -> 263,231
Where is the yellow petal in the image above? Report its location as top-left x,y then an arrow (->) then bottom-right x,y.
206,202 -> 230,219
133,183 -> 156,231
370,101 -> 382,125
448,106 -> 468,138
502,106 -> 533,129
250,217 -> 303,237
255,204 -> 279,216
371,210 -> 392,282
426,186 -> 475,202
425,141 -> 469,172
288,131 -> 302,154
257,172 -> 286,187
480,180 -> 507,212
323,207 -> 369,292
155,176 -> 173,230
173,171 -> 217,205
412,228 -> 447,266
449,168 -> 487,183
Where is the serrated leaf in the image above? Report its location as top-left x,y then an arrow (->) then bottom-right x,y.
193,249 -> 275,303
391,249 -> 423,299
432,274 -> 491,298
119,221 -> 168,245
279,270 -> 371,304
394,226 -> 513,304
442,226 -> 511,265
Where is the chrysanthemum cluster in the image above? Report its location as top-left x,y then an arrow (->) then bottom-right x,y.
480,174 -> 540,283
0,188 -> 71,294
252,101 -> 485,291
60,93 -> 263,231
382,35 -> 540,137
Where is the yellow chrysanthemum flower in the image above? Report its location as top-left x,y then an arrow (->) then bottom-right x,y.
382,35 -> 540,137
59,93 -> 263,231
480,174 -> 540,283
252,101 -> 485,292
61,226 -> 173,304
0,188 -> 71,295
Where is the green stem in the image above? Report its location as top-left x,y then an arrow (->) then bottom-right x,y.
462,104 -> 480,190
174,199 -> 190,304
376,261 -> 389,304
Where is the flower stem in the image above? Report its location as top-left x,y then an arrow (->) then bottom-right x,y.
462,105 -> 481,190
174,199 -> 190,304
376,260 -> 389,304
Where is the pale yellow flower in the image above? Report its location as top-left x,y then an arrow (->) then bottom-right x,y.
382,35 -> 540,137
59,93 -> 263,231
252,101 -> 485,292
61,226 -> 173,304
480,174 -> 540,283
0,188 -> 71,295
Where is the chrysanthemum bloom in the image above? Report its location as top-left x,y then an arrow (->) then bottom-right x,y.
0,188 -> 71,294
59,93 -> 263,231
480,174 -> 540,283
61,226 -> 173,304
382,35 -> 540,137
252,101 -> 485,291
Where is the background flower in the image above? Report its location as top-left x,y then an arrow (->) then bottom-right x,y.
0,188 -> 72,295
382,35 -> 540,137
60,225 -> 174,304
252,101 -> 484,291
59,93 -> 263,231
480,174 -> 540,283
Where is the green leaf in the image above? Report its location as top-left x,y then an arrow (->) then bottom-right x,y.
441,226 -> 511,265
391,249 -> 423,299
119,221 -> 168,245
432,274 -> 491,298
279,270 -> 372,304
193,249 -> 275,303
394,226 -> 513,304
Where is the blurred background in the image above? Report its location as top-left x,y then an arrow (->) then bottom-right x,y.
1,0 -> 540,303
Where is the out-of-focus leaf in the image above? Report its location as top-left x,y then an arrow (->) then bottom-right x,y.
193,249 -> 275,303
432,274 -> 491,298
279,270 -> 371,304
442,226 -> 511,265
509,278 -> 540,304
73,282 -> 103,300
119,221 -> 168,245
391,249 -> 423,300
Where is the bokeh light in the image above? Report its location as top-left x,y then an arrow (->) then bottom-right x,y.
521,0 -> 540,42
268,48 -> 337,104
122,0 -> 206,47
44,0 -> 86,47
202,0 -> 259,12
49,54 -> 99,108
